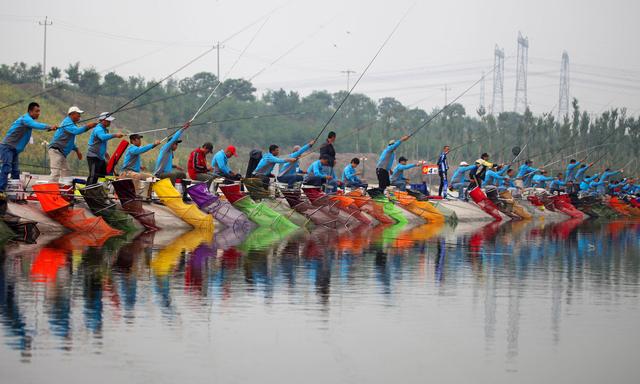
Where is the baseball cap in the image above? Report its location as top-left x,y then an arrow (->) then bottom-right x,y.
226,145 -> 238,157
388,139 -> 396,145
98,112 -> 115,122
67,106 -> 84,114
460,161 -> 469,166
129,134 -> 143,140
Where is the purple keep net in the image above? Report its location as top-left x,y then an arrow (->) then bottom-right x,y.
187,183 -> 255,232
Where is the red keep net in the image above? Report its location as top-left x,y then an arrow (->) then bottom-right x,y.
218,184 -> 246,204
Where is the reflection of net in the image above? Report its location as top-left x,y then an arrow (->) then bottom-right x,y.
79,184 -> 138,232
187,183 -> 254,232
33,183 -> 122,238
152,178 -> 214,231
469,187 -> 502,221
282,189 -> 339,228
111,179 -> 158,231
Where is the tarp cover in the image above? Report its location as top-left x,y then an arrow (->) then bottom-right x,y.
152,178 -> 214,231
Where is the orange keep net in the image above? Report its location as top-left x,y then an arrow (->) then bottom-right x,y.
393,191 -> 445,223
609,197 -> 634,216
32,183 -> 122,238
347,190 -> 394,224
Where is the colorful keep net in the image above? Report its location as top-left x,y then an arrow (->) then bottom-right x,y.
219,184 -> 298,231
152,178 -> 214,231
469,187 -> 502,221
32,183 -> 122,238
347,190 -> 394,225
393,191 -> 445,223
111,178 -> 158,231
302,187 -> 365,228
187,183 -> 254,232
551,194 -> 585,219
367,188 -> 408,224
79,183 -> 139,232
282,189 -> 340,228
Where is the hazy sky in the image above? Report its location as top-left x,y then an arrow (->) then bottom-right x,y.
2,0 -> 640,117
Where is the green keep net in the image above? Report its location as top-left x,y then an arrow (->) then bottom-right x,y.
233,196 -> 299,231
373,196 -> 408,224
79,184 -> 139,233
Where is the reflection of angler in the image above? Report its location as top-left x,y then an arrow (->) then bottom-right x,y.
435,237 -> 446,282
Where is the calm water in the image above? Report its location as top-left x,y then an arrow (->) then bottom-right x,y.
1,219 -> 639,384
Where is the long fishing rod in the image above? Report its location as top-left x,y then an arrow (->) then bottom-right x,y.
312,4 -> 415,142
193,14 -> 338,123
0,83 -> 66,111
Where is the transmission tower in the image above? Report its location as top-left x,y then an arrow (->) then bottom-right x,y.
514,32 -> 529,113
558,51 -> 570,120
479,71 -> 485,109
491,45 -> 504,115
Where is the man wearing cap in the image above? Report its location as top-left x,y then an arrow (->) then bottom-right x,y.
154,127 -> 187,184
212,145 -> 241,183
277,140 -> 315,188
0,102 -> 57,192
391,157 -> 426,191
48,106 -> 97,182
450,161 -> 474,200
120,133 -> 161,193
375,135 -> 409,191
188,142 -> 215,184
86,112 -> 123,185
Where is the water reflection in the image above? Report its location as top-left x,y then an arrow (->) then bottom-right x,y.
1,219 -> 639,381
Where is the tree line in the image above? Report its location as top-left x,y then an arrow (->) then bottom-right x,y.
1,61 -> 638,177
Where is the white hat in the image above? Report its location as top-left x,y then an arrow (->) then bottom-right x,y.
98,112 -> 115,122
460,161 -> 469,166
388,139 -> 396,145
67,106 -> 84,115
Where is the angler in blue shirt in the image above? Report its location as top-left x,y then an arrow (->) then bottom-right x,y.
598,168 -> 623,194
277,140 -> 315,187
391,157 -> 424,191
579,173 -> 600,191
252,144 -> 297,188
516,160 -> 539,187
212,145 -> 241,182
154,127 -> 187,184
498,169 -> 517,192
565,159 -> 583,182
120,133 -> 161,194
305,154 -> 339,192
0,102 -> 57,191
376,135 -> 409,190
532,171 -> 554,188
549,173 -> 567,194
86,112 -> 124,185
484,164 -> 510,186
437,145 -> 450,197
450,161 -> 474,200
575,163 -> 593,183
48,106 -> 98,182
342,158 -> 367,189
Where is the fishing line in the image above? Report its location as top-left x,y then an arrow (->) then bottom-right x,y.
193,14 -> 338,122
312,3 -> 415,142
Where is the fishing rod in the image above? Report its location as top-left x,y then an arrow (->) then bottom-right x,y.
312,4 -> 415,142
133,111 -> 308,135
0,83 -> 66,111
193,14 -> 338,123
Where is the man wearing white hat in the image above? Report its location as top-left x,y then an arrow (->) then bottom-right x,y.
86,112 -> 123,185
48,106 -> 97,182
450,161 -> 474,201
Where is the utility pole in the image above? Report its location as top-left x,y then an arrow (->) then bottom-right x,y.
491,45 -> 505,115
340,69 -> 356,91
514,31 -> 529,113
479,71 -> 485,109
441,84 -> 451,105
38,16 -> 53,90
215,41 -> 225,81
558,50 -> 570,120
